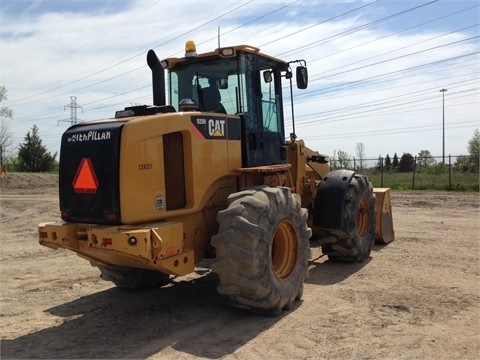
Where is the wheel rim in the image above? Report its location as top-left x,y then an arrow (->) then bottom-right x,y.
271,220 -> 298,279
357,198 -> 370,238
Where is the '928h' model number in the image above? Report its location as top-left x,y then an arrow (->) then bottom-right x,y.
139,163 -> 152,170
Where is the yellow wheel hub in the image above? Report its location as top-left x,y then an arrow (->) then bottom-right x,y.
271,220 -> 298,279
357,198 -> 370,238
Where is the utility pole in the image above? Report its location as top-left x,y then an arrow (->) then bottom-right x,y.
59,96 -> 83,126
0,144 -> 4,176
439,89 -> 447,164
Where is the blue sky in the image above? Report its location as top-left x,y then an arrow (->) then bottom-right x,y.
1,0 -> 478,162
1,0 -> 131,17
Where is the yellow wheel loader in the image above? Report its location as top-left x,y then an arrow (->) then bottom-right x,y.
39,41 -> 394,314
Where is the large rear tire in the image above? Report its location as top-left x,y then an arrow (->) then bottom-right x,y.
211,187 -> 311,314
321,174 -> 376,262
93,263 -> 171,290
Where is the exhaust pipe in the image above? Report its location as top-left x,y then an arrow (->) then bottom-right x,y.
147,49 -> 166,106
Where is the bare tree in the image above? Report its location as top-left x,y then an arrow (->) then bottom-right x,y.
355,142 -> 365,171
1,86 -> 14,172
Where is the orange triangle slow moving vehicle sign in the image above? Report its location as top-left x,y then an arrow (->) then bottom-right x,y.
72,158 -> 99,194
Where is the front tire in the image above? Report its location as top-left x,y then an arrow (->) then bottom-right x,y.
211,187 -> 311,314
320,175 -> 376,262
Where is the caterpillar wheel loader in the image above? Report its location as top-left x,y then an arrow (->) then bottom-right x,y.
39,41 -> 394,314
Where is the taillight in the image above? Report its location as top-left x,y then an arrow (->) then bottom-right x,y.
61,210 -> 71,221
104,212 -> 117,224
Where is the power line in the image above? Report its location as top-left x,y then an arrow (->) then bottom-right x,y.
19,1 -> 162,80
260,0 -> 383,49
7,0 -> 475,114
309,4 -> 479,65
5,1 -> 256,107
308,36 -> 479,85
302,52 -> 478,97
297,121 -> 478,141
274,0 -> 440,58
311,24 -> 478,79
5,0 -> 478,153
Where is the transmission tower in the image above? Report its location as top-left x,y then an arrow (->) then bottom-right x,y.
59,96 -> 83,126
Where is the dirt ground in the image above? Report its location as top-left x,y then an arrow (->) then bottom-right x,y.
1,172 -> 479,359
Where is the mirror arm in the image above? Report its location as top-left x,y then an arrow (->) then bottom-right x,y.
289,75 -> 296,144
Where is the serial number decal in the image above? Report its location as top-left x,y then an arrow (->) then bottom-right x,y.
138,163 -> 152,170
156,195 -> 165,210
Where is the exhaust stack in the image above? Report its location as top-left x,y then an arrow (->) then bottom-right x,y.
147,49 -> 166,106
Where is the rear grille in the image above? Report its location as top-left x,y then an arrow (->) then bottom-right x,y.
163,132 -> 186,210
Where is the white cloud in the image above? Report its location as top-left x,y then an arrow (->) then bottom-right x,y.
1,0 -> 478,160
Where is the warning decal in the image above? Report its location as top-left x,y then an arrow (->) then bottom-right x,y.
72,158 -> 99,194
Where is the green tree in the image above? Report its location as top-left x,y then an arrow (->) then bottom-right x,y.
453,155 -> 471,172
392,153 -> 399,169
425,162 -> 447,175
330,151 -> 339,170
417,149 -> 435,168
467,129 -> 479,172
453,129 -> 480,172
399,152 -> 414,172
17,125 -> 57,172
385,154 -> 391,170
3,156 -> 20,172
331,150 -> 351,170
337,149 -> 350,169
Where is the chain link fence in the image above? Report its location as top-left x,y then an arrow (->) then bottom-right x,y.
331,155 -> 479,191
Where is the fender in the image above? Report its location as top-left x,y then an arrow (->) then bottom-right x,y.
313,169 -> 355,229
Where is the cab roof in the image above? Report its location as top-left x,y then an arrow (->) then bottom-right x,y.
161,44 -> 288,70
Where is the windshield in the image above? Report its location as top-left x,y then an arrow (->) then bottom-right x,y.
169,58 -> 240,114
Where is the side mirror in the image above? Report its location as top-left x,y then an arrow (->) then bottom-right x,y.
296,66 -> 308,89
263,70 -> 273,83
218,78 -> 228,89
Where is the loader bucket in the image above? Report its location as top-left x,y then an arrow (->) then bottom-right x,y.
373,188 -> 395,244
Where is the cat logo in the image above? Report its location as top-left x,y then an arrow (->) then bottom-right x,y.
191,116 -> 240,140
208,119 -> 225,137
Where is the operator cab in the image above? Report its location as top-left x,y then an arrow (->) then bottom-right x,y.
160,41 -> 307,167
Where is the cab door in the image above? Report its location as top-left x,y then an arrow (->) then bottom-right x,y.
240,53 -> 286,167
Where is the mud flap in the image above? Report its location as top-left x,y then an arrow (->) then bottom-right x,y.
313,169 -> 355,229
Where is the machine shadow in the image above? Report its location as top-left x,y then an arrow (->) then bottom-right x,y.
306,251 -> 372,286
1,271 -> 287,359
